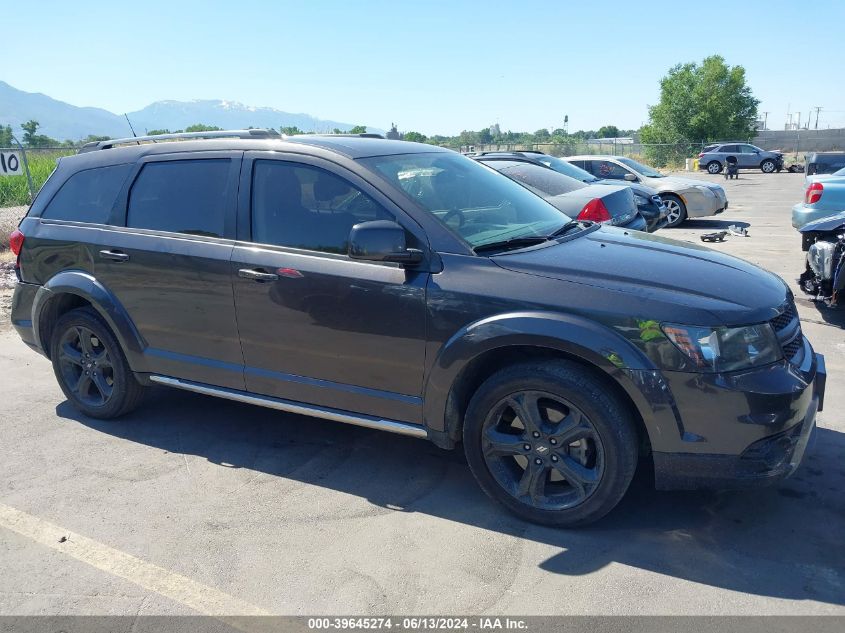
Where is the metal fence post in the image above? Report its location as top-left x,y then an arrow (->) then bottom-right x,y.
10,135 -> 35,202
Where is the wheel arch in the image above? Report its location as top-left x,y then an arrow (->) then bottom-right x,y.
32,270 -> 147,370
423,312 -> 655,457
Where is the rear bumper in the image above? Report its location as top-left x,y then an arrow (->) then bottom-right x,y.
792,202 -> 843,229
11,281 -> 41,353
653,352 -> 826,490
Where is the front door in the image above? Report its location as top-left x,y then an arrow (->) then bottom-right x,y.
231,154 -> 428,423
95,152 -> 244,389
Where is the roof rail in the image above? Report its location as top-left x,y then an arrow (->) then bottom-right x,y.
303,133 -> 386,139
78,128 -> 281,153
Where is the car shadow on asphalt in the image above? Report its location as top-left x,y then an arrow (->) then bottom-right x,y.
796,298 -> 845,329
59,388 -> 845,606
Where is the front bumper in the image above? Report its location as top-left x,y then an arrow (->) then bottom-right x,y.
651,348 -> 826,490
682,187 -> 728,218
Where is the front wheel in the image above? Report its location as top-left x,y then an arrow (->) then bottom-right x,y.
761,159 -> 776,173
463,361 -> 638,527
707,161 -> 722,174
50,307 -> 147,418
662,194 -> 687,227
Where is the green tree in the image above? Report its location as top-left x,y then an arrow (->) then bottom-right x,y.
0,124 -> 12,147
147,129 -> 173,135
477,128 -> 493,145
596,125 -> 621,138
403,131 -> 427,143
83,134 -> 112,143
184,123 -> 223,132
20,120 -> 58,147
641,55 -> 758,165
533,128 -> 551,142
348,125 -> 367,134
281,126 -> 305,135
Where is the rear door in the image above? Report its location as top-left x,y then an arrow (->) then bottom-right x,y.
94,152 -> 245,389
231,152 -> 429,423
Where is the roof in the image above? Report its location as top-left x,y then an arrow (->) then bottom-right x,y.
64,132 -> 451,170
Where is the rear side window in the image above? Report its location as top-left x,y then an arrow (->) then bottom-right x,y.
42,164 -> 131,223
127,159 -> 231,238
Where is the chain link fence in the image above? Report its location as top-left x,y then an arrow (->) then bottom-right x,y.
465,141 -> 708,168
0,147 -> 76,207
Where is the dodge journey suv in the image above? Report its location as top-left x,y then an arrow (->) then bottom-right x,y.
9,130 -> 825,526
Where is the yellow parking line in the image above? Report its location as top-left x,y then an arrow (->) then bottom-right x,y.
0,502 -> 272,623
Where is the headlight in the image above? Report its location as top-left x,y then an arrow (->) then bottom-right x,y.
661,323 -> 783,372
633,194 -> 648,207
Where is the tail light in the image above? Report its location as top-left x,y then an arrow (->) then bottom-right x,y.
9,228 -> 24,269
698,152 -> 705,158
577,198 -> 612,223
805,182 -> 824,204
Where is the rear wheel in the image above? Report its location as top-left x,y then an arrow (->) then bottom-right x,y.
463,361 -> 638,527
707,161 -> 722,174
50,307 -> 146,418
662,194 -> 687,227
761,159 -> 776,173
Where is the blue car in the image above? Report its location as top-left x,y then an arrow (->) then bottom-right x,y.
792,166 -> 845,229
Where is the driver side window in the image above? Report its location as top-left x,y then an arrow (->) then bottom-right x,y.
592,160 -> 628,180
251,160 -> 394,254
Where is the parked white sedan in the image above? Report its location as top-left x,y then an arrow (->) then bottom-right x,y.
565,155 -> 728,227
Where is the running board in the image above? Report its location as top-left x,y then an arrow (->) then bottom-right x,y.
149,375 -> 428,439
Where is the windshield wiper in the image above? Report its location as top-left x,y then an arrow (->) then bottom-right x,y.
546,220 -> 583,238
473,236 -> 550,254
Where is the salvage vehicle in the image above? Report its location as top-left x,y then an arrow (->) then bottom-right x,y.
792,167 -> 845,229
9,130 -> 825,527
798,211 -> 845,307
472,151 -> 667,232
565,155 -> 728,227
473,157 -> 648,232
805,152 -> 845,181
698,143 -> 784,174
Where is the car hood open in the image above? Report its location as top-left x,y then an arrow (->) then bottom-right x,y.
492,226 -> 788,324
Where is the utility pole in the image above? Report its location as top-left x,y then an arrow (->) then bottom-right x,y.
813,106 -> 822,129
762,111 -> 769,130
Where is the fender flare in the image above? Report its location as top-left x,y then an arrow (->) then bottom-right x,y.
32,270 -> 148,371
422,311 -> 656,438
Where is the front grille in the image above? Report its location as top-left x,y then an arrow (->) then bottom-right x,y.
770,301 -> 803,363
770,302 -> 797,331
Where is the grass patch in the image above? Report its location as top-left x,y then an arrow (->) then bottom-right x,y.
0,151 -> 73,207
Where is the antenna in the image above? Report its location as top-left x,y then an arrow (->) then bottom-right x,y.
124,114 -> 140,143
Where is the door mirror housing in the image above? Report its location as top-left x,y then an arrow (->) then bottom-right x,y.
623,173 -> 638,182
348,220 -> 423,265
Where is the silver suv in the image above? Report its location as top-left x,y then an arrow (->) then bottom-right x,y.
698,143 -> 784,174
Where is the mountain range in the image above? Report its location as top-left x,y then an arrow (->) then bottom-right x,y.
0,81 -> 376,141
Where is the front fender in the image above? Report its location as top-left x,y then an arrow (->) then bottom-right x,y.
33,270 -> 147,371
422,311 -> 657,437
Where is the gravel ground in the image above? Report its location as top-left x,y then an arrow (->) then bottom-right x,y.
0,205 -> 27,227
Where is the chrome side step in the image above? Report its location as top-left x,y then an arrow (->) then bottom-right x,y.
149,375 -> 428,439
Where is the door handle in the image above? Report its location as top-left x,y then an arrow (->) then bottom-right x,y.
99,249 -> 129,262
238,268 -> 279,282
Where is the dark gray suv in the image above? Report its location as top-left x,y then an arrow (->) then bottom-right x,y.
9,130 -> 825,527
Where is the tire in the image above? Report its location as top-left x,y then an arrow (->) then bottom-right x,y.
662,194 -> 687,227
463,360 -> 638,527
50,307 -> 147,419
761,159 -> 776,173
706,161 -> 722,174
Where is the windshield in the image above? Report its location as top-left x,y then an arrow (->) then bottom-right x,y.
532,154 -> 599,182
617,157 -> 664,178
362,152 -> 569,249
493,162 -> 585,196
834,167 -> 845,177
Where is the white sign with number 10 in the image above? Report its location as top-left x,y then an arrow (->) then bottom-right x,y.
0,151 -> 23,176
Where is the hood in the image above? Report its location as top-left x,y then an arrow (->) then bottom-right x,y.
492,226 -> 788,325
650,175 -> 724,192
595,179 -> 659,197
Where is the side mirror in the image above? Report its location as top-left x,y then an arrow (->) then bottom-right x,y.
623,173 -> 638,182
348,220 -> 423,265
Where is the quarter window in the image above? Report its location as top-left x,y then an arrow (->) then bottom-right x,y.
42,164 -> 132,224
127,159 -> 231,238
251,161 -> 393,254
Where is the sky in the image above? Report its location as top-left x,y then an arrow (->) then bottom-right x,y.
3,0 -> 845,136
